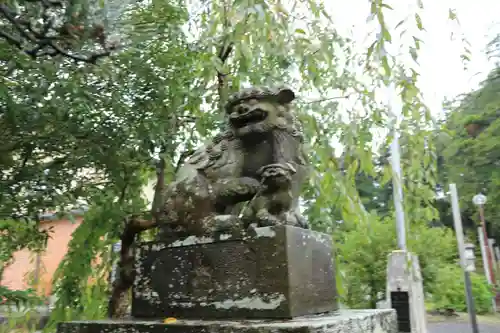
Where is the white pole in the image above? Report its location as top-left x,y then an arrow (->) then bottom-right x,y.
488,239 -> 497,278
390,132 -> 406,251
388,84 -> 406,251
449,184 -> 479,333
449,184 -> 468,269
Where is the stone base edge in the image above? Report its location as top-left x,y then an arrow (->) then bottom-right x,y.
57,309 -> 397,333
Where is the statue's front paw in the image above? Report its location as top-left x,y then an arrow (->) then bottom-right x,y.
210,214 -> 243,233
214,177 -> 262,199
255,209 -> 283,227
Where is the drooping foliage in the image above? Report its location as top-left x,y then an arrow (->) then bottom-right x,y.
1,0 -> 199,312
0,219 -> 49,307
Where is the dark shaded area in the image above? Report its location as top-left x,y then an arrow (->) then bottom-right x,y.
391,292 -> 410,332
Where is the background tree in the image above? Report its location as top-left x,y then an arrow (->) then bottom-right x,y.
438,36 -> 500,240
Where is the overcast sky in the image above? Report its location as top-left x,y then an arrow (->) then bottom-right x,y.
327,0 -> 499,116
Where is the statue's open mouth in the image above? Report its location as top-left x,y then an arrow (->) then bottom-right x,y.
230,109 -> 268,128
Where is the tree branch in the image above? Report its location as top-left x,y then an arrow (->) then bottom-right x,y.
215,0 -> 234,112
0,29 -> 22,49
151,151 -> 166,221
216,41 -> 233,112
175,149 -> 194,173
0,2 -> 114,64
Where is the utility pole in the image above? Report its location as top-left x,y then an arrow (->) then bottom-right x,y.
385,83 -> 426,333
390,129 -> 406,251
387,82 -> 406,251
449,184 -> 479,333
474,195 -> 496,283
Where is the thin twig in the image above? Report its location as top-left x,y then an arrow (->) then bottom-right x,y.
301,94 -> 354,104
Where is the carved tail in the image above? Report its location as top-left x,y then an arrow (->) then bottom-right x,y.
108,215 -> 157,318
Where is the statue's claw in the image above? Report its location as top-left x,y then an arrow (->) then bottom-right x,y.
281,211 -> 309,229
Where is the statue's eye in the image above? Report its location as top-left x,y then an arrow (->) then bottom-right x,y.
229,104 -> 246,115
228,105 -> 239,114
235,104 -> 250,114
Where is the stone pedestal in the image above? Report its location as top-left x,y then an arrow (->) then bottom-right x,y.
56,226 -> 399,333
57,309 -> 397,333
132,226 -> 338,319
386,250 -> 427,333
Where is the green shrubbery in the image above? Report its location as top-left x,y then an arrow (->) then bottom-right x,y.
0,287 -> 42,309
429,264 -> 494,314
336,215 -> 493,313
337,217 -> 396,308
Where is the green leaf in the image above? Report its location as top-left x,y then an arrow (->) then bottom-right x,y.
382,28 -> 392,43
382,56 -> 391,77
413,36 -> 422,50
409,47 -> 418,63
448,9 -> 457,20
367,41 -> 377,60
415,13 -> 423,30
395,19 -> 405,30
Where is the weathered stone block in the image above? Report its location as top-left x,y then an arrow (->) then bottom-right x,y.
57,309 -> 397,333
386,250 -> 428,333
132,225 -> 338,319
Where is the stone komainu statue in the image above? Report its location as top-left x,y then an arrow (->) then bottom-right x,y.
157,86 -> 309,238
108,86 -> 310,318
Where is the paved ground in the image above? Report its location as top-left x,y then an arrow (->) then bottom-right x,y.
428,321 -> 500,333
